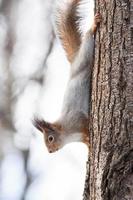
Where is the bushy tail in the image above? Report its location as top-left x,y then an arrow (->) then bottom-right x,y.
55,0 -> 81,63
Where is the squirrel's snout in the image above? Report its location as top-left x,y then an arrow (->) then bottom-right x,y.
48,148 -> 59,153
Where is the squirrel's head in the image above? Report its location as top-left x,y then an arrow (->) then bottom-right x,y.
33,118 -> 63,153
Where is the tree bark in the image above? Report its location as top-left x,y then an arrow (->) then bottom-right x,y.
83,0 -> 133,200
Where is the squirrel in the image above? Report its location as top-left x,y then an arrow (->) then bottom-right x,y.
33,0 -> 101,153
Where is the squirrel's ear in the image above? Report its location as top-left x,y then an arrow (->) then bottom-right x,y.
33,118 -> 54,133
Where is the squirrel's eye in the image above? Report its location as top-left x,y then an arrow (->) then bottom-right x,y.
48,135 -> 54,143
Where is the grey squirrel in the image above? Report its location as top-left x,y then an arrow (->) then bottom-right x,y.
33,0 -> 101,153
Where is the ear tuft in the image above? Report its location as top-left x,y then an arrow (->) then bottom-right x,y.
33,118 -> 54,132
33,118 -> 44,132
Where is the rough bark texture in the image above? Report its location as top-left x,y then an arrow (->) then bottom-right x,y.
83,0 -> 133,200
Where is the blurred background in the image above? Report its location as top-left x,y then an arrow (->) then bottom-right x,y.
0,0 -> 94,199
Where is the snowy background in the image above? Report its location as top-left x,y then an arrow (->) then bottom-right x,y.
0,0 -> 94,199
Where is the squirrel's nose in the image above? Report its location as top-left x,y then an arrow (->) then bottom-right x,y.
49,150 -> 53,153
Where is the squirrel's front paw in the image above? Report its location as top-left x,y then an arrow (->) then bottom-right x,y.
91,13 -> 101,34
94,13 -> 102,24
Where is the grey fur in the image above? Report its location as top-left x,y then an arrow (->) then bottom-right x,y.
59,30 -> 94,133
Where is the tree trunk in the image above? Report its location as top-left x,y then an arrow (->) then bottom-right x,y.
83,0 -> 133,200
